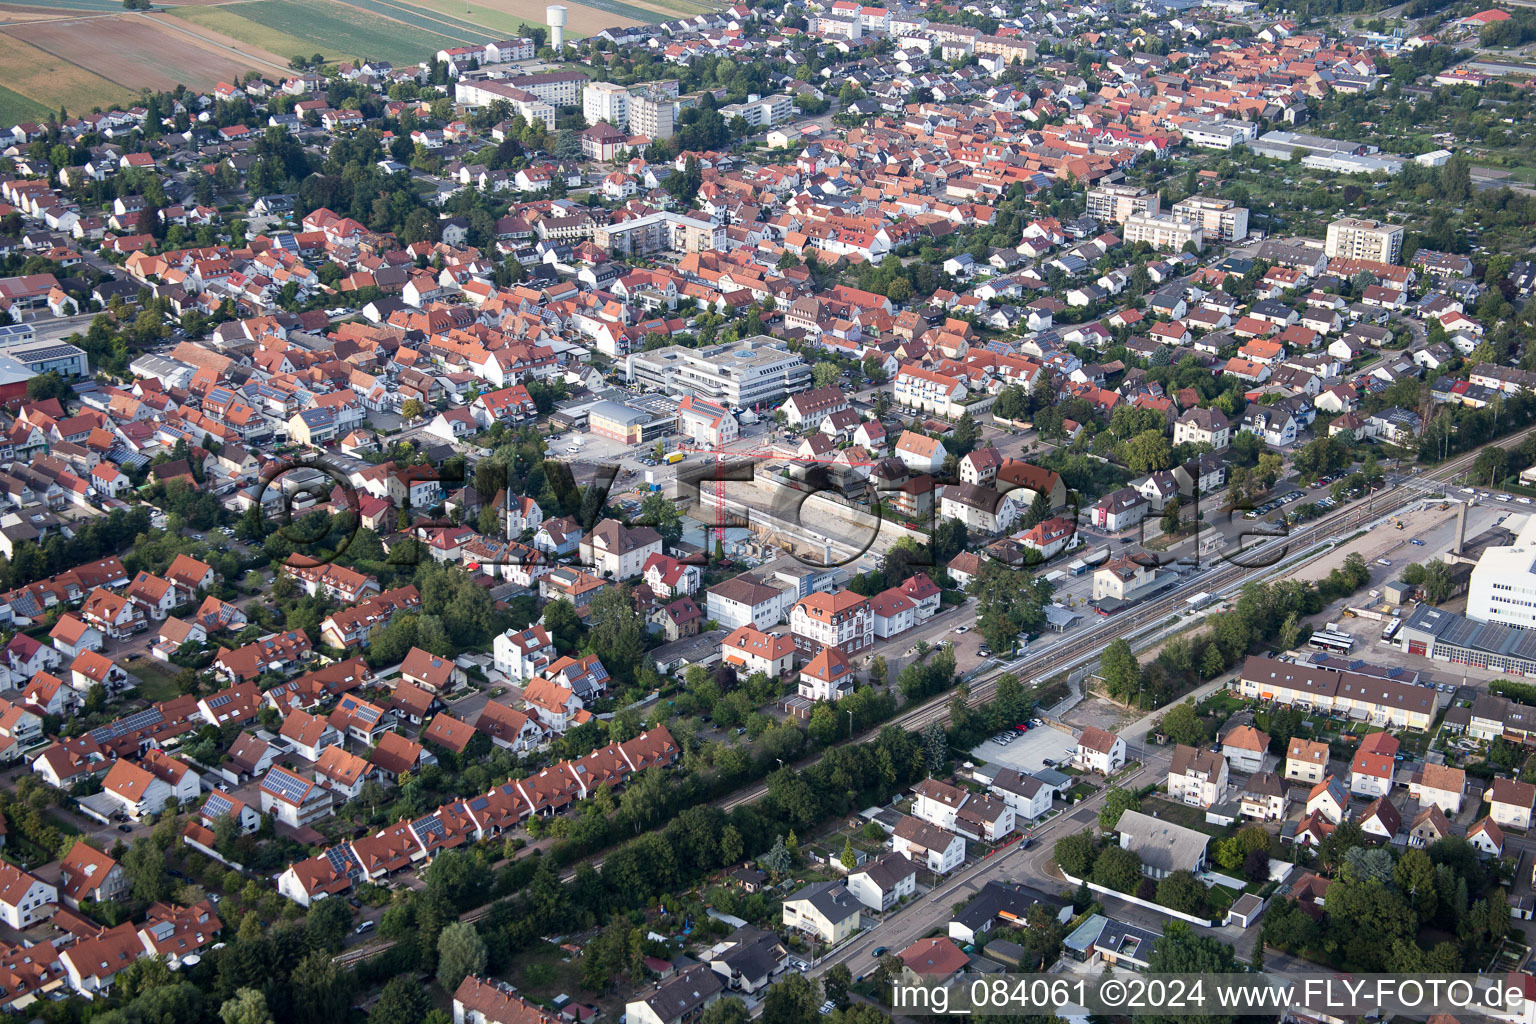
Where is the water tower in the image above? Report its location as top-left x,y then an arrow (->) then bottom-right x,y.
547,4 -> 567,49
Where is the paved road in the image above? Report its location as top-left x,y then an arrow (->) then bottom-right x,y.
805,672 -> 1244,985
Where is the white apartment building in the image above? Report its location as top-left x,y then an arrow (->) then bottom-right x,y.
893,366 -> 967,417
1123,212 -> 1203,252
1167,745 -> 1228,807
1325,218 -> 1404,264
628,336 -> 810,409
584,81 -> 630,127
1171,196 -> 1250,243
454,80 -> 555,128
705,577 -> 787,631
1085,184 -> 1160,225
594,210 -> 724,256
504,70 -> 586,107
720,94 -> 794,129
492,624 -> 556,681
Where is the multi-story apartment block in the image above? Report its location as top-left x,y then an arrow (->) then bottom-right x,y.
720,94 -> 793,129
1086,184 -> 1160,225
505,70 -> 586,107
629,90 -> 675,140
454,80 -> 555,128
1325,218 -> 1403,265
584,81 -> 630,127
789,590 -> 873,656
1123,212 -> 1203,252
593,211 -> 724,256
893,366 -> 968,417
1171,196 -> 1250,243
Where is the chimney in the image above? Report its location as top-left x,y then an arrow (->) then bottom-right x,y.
1454,500 -> 1468,556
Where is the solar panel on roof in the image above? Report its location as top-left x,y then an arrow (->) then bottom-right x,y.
203,792 -> 234,817
262,769 -> 311,802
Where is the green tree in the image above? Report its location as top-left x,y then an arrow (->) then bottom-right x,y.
701,998 -> 751,1024
1155,871 -> 1209,916
371,977 -> 433,1024
542,598 -> 581,649
437,921 -> 488,994
1090,845 -> 1143,893
762,972 -> 819,1024
640,492 -> 685,546
1123,429 -> 1173,474
400,398 -> 425,420
1160,701 -> 1206,746
839,837 -> 857,870
823,965 -> 853,1009
1099,639 -> 1141,702
1054,832 -> 1098,877
1099,787 -> 1141,829
220,988 -> 274,1024
812,362 -> 841,389
1145,921 -> 1239,1024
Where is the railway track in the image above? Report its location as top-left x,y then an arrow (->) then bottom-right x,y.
334,429 -> 1525,966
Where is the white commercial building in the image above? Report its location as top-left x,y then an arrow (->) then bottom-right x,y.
1182,118 -> 1257,150
627,336 -> 810,409
1468,515 -> 1536,628
454,80 -> 555,128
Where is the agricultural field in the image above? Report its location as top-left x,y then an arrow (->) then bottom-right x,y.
0,30 -> 135,114
0,0 -> 132,13
164,4 -> 335,64
192,0 -> 477,64
436,0 -> 656,33
10,14 -> 286,92
0,83 -> 50,125
341,0 -> 499,42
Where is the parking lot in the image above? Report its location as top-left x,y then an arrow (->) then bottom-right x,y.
970,722 -> 1078,775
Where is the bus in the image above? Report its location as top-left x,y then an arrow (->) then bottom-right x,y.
1382,619 -> 1402,642
1308,630 -> 1356,655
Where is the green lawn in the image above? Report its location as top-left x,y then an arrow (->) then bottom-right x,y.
1144,796 -> 1225,836
125,656 -> 182,702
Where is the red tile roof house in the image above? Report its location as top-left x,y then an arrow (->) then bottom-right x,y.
0,863 -> 56,929
399,645 -> 465,693
136,900 -> 221,966
1349,730 -> 1399,799
212,630 -> 313,684
59,841 -> 127,908
277,850 -> 355,907
1074,726 -> 1126,774
59,922 -> 141,997
897,937 -> 969,984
